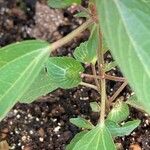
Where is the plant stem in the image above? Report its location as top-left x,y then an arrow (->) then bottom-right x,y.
80,82 -> 98,91
100,76 -> 106,124
109,81 -> 128,103
51,19 -> 93,51
105,74 -> 126,82
91,64 -> 100,91
98,30 -> 106,124
81,73 -> 126,82
81,73 -> 98,79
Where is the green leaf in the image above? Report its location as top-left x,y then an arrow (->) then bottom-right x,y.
102,37 -> 110,54
0,40 -> 49,67
72,124 -> 116,150
107,101 -> 129,123
0,40 -> 50,121
96,0 -> 150,114
66,131 -> 88,150
90,102 -> 100,112
126,95 -> 146,112
46,57 -> 84,89
47,0 -> 81,9
70,116 -> 94,129
73,24 -> 99,64
106,119 -> 140,137
20,69 -> 58,103
104,61 -> 117,72
73,42 -> 88,63
74,11 -> 90,18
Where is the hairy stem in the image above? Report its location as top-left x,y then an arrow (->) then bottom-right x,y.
91,64 -> 101,91
80,82 -> 98,91
109,81 -> 128,103
81,73 -> 126,82
51,19 -> 93,51
98,31 -> 106,124
105,74 -> 126,82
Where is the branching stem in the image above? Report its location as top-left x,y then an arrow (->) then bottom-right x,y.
105,74 -> 126,82
80,82 -> 98,91
81,73 -> 126,82
98,30 -> 106,124
91,64 -> 100,91
109,81 -> 128,103
51,19 -> 93,51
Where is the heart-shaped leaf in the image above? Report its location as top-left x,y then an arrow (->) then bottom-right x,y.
0,40 -> 50,121
72,124 -> 116,150
46,57 -> 84,89
96,0 -> 150,114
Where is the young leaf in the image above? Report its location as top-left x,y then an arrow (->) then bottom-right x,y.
73,42 -> 88,63
73,24 -> 99,64
107,101 -> 129,123
20,69 -> 58,103
70,116 -> 94,129
104,61 -> 117,72
96,0 -> 150,114
66,131 -> 88,150
0,40 -> 50,121
90,102 -> 100,112
72,124 -> 116,150
74,11 -> 90,18
86,24 -> 99,64
46,57 -> 84,89
106,120 -> 140,137
47,0 -> 81,9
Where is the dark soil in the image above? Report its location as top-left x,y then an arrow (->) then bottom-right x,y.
0,0 -> 150,150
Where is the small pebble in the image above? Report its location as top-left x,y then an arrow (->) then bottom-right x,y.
21,136 -> 27,141
39,137 -> 44,142
54,126 -> 61,133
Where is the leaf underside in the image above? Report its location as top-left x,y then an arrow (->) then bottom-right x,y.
96,0 -> 150,114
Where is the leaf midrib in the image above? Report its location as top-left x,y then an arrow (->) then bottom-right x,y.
113,0 -> 150,78
0,46 -> 49,102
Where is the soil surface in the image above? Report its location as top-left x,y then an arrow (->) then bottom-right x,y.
0,0 -> 150,150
